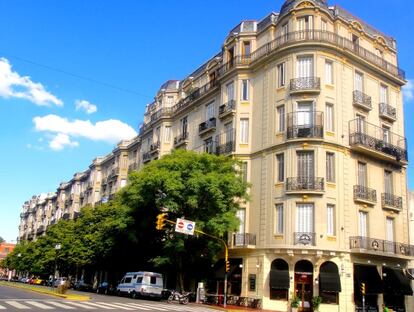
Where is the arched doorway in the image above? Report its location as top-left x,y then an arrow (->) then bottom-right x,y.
319,261 -> 341,304
294,260 -> 313,312
269,259 -> 289,301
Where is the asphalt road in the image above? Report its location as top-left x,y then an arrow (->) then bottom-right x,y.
0,284 -> 217,311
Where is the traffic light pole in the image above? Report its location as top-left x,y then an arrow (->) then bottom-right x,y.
158,217 -> 229,308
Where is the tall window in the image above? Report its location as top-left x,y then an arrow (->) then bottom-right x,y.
356,115 -> 366,133
382,125 -> 390,144
164,126 -> 171,143
296,203 -> 314,233
325,60 -> 333,84
206,102 -> 215,120
327,204 -> 335,236
240,162 -> 248,183
240,118 -> 249,144
275,204 -> 284,234
359,211 -> 368,237
281,23 -> 289,42
277,105 -> 285,132
321,19 -> 327,32
297,56 -> 314,78
380,84 -> 388,104
204,137 -> 214,154
181,116 -> 188,134
242,41 -> 251,56
297,16 -> 313,32
297,151 -> 314,179
226,82 -> 234,101
326,103 -> 334,132
236,209 -> 245,233
155,127 -> 161,143
386,218 -> 394,242
326,152 -> 335,183
277,153 -> 284,182
357,162 -> 367,187
277,63 -> 286,87
241,79 -> 249,101
384,170 -> 393,194
355,71 -> 364,92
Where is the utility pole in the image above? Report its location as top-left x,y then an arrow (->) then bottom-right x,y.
155,214 -> 229,308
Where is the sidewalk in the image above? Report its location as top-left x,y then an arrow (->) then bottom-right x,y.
0,281 -> 90,300
198,303 -> 277,312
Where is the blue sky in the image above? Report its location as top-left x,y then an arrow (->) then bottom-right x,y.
0,0 -> 413,242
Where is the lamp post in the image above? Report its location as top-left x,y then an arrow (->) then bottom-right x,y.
54,244 -> 61,280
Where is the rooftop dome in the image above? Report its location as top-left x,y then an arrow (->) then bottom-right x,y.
279,0 -> 329,16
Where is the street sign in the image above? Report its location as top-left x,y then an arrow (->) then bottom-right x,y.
175,218 -> 195,235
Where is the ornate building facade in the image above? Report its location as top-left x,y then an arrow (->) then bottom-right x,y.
18,1 -> 412,311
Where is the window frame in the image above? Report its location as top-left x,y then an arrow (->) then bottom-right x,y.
277,62 -> 286,87
275,204 -> 284,235
325,59 -> 334,85
276,153 -> 285,182
277,105 -> 285,132
326,152 -> 335,183
240,118 -> 249,144
327,204 -> 335,236
241,79 -> 249,101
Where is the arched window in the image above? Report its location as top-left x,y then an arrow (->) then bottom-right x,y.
270,259 -> 289,301
319,261 -> 341,304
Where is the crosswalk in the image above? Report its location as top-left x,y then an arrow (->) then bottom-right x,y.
0,299 -> 216,311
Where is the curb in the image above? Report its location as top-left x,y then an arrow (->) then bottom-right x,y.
0,282 -> 90,301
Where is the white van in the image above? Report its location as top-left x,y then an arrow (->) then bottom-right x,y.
116,271 -> 163,299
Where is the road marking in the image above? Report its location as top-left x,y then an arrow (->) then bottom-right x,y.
78,301 -> 115,309
25,300 -> 54,309
45,301 -> 76,309
0,304 -> 5,310
64,301 -> 97,309
95,302 -> 135,310
119,302 -> 154,310
4,301 -> 30,309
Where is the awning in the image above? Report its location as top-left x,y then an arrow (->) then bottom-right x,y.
269,270 -> 290,290
354,264 -> 383,294
383,267 -> 413,296
319,272 -> 341,293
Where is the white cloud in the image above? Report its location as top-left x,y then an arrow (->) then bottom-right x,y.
0,58 -> 62,106
75,99 -> 97,114
33,114 -> 137,150
403,79 -> 413,102
49,133 -> 79,151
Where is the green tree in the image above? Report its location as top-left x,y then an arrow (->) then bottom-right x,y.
119,149 -> 248,290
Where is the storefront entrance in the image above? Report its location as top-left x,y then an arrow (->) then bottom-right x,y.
294,260 -> 313,312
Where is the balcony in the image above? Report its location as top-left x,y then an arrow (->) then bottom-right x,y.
350,236 -> 414,257
294,232 -> 316,246
87,181 -> 94,189
286,112 -> 323,140
379,103 -> 397,122
142,151 -> 153,163
128,162 -> 138,172
36,225 -> 45,234
349,119 -> 407,164
290,77 -> 321,94
150,107 -> 173,124
382,193 -> 403,212
218,100 -> 236,119
286,177 -> 324,194
217,55 -> 251,77
353,90 -> 372,111
353,185 -> 377,205
232,233 -> 256,247
150,141 -> 160,154
199,117 -> 216,135
174,132 -> 189,148
108,167 -> 119,180
215,128 -> 236,155
62,212 -> 70,220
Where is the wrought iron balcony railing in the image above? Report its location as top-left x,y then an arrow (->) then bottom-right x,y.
215,128 -> 236,155
349,119 -> 407,162
286,177 -> 324,192
290,77 -> 320,93
199,117 -> 217,134
233,233 -> 256,247
174,132 -> 189,146
142,151 -> 152,162
150,141 -> 160,153
286,111 -> 323,140
353,90 -> 372,110
219,100 -> 236,117
350,236 -> 414,256
294,232 -> 316,246
381,193 -> 403,211
150,107 -> 173,123
353,185 -> 377,203
379,103 -> 397,121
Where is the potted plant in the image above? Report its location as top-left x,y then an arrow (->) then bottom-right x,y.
312,296 -> 323,312
290,296 -> 300,312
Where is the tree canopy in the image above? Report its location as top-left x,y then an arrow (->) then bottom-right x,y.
4,150 -> 248,290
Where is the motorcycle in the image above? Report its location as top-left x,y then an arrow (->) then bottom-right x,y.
167,290 -> 190,304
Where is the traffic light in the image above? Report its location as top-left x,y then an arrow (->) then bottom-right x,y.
360,282 -> 366,295
156,213 -> 167,230
225,260 -> 230,273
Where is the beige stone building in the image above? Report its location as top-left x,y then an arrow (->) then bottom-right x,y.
18,0 -> 413,310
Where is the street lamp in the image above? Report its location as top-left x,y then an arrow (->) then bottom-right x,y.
54,244 -> 61,280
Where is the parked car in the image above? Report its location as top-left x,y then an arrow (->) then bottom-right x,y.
116,271 -> 163,299
73,279 -> 93,291
96,281 -> 116,295
33,277 -> 46,285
